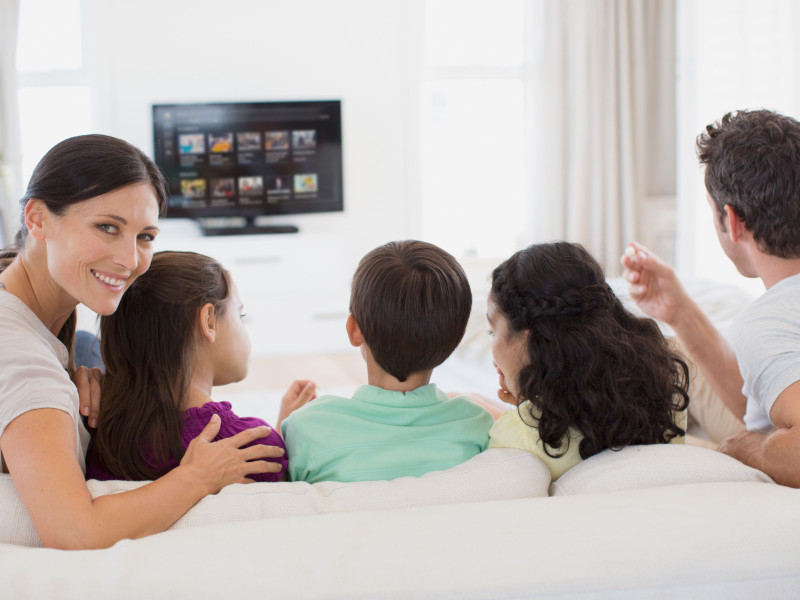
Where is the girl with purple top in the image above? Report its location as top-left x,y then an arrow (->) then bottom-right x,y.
86,250 -> 316,482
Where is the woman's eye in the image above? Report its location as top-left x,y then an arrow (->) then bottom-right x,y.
487,329 -> 495,336
97,224 -> 118,234
137,233 -> 156,242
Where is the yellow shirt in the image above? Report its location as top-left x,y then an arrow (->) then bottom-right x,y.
488,402 -> 583,481
489,401 -> 687,481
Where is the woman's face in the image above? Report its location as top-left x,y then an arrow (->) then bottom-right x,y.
39,182 -> 160,317
487,295 -> 529,402
211,280 -> 252,386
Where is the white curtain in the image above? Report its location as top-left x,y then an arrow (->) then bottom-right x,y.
539,0 -> 676,274
0,0 -> 21,247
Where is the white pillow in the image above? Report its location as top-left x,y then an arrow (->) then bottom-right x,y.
550,443 -> 774,496
0,448 -> 548,547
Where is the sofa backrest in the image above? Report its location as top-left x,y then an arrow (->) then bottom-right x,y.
0,447 -> 549,547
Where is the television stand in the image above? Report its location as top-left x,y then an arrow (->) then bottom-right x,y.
197,217 -> 299,236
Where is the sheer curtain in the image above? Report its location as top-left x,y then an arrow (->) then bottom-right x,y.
0,0 -> 21,247
538,0 -> 676,273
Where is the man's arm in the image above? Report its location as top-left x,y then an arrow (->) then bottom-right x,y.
622,242 -> 747,420
718,380 -> 800,487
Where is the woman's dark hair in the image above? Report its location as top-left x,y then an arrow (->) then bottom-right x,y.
0,134 -> 169,356
697,109 -> 800,258
491,242 -> 689,460
91,251 -> 231,480
350,240 -> 472,382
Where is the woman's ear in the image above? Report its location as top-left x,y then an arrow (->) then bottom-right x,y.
24,199 -> 48,241
345,314 -> 364,347
198,303 -> 218,343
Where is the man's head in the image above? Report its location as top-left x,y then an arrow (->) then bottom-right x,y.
349,240 -> 472,382
697,109 -> 800,258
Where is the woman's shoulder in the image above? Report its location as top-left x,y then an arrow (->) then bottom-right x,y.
488,404 -> 539,452
0,292 -> 69,366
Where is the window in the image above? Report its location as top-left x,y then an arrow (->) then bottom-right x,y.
15,0 -> 91,184
420,0 -> 543,259
676,0 -> 800,293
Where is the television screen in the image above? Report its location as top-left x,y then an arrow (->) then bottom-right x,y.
152,100 -> 343,234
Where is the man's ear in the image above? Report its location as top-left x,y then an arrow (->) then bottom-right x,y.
24,199 -> 48,241
724,204 -> 746,242
345,314 -> 364,347
198,303 -> 217,343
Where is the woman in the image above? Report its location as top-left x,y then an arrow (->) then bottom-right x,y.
487,242 -> 690,480
0,134 -> 283,549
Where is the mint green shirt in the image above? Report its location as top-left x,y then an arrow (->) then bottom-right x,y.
281,384 -> 493,483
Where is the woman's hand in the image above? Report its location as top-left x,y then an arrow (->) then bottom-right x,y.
493,361 -> 518,405
73,366 -> 103,429
277,380 -> 317,432
179,416 -> 285,495
496,382 -> 516,405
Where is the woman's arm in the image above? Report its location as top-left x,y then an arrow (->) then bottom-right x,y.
1,408 -> 281,549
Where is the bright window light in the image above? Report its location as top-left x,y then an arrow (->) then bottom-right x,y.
18,86 -> 92,186
677,0 -> 797,293
16,0 -> 82,72
421,79 -> 526,258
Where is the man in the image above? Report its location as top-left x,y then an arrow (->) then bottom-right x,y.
623,109 -> 800,487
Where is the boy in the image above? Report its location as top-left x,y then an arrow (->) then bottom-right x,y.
281,240 -> 493,483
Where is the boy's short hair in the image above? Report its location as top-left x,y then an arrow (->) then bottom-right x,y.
697,109 -> 800,258
350,240 -> 472,382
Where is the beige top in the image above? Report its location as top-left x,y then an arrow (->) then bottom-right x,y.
0,291 -> 89,473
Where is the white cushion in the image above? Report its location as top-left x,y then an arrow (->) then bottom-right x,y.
0,448 -> 548,547
550,443 -> 774,495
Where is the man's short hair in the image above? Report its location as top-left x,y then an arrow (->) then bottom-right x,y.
697,109 -> 800,258
350,240 -> 472,382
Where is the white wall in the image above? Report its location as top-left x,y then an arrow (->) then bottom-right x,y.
85,0 -> 421,262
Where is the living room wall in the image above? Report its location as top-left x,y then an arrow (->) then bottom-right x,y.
85,0 -> 420,258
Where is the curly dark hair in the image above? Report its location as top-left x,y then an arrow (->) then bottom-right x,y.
491,242 -> 690,460
697,109 -> 800,258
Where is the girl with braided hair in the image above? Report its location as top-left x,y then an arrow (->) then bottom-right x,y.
486,242 -> 690,480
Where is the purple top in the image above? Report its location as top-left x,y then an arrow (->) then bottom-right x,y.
86,401 -> 287,482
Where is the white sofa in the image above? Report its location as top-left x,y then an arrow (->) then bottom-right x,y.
2,445 -> 798,599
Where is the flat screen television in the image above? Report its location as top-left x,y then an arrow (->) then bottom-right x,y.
152,100 -> 343,235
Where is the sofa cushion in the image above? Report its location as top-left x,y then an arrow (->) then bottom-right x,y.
0,447 -> 548,547
550,443 -> 774,495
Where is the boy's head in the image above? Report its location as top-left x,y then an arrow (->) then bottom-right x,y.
349,240 -> 472,382
696,109 -> 800,258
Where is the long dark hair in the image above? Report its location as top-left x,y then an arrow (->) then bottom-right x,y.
491,242 -> 689,460
0,134 -> 169,355
91,251 -> 231,480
